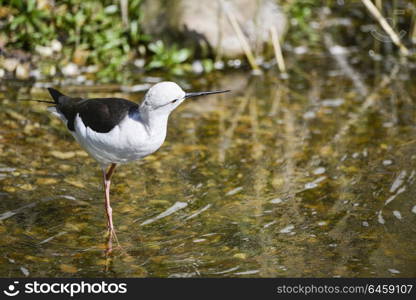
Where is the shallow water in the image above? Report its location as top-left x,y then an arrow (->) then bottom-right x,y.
1,55 -> 416,277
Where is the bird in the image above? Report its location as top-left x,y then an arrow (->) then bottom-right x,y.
43,82 -> 229,244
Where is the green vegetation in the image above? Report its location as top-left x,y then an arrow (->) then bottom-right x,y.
283,0 -> 321,47
52,0 -> 146,80
0,0 -> 415,82
0,0 -> 195,81
2,0 -> 54,49
146,40 -> 192,76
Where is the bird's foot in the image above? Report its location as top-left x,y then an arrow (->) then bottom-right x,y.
107,227 -> 120,246
105,228 -> 121,255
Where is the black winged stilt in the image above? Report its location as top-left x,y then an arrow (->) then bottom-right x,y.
43,82 -> 229,245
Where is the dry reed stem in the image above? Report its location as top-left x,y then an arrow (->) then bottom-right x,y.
220,0 -> 261,71
361,0 -> 409,56
120,0 -> 129,28
270,26 -> 286,73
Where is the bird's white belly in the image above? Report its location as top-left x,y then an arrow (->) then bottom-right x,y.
72,114 -> 166,166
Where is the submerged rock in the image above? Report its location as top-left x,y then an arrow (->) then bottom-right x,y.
50,151 -> 76,160
2,58 -> 19,72
61,63 -> 80,77
141,0 -> 287,58
15,63 -> 30,79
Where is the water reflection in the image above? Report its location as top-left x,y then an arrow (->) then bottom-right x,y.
0,58 -> 416,277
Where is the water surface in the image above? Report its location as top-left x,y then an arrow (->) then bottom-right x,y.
1,55 -> 416,277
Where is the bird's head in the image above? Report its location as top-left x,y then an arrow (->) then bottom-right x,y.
140,81 -> 229,114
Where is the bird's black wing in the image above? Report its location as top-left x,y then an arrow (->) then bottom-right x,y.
77,98 -> 139,133
48,88 -> 139,133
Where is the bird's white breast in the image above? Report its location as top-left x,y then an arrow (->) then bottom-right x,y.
71,114 -> 167,166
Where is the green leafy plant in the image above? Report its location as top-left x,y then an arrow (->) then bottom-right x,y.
0,0 -> 209,82
53,0 -> 148,81
284,0 -> 320,46
1,0 -> 54,49
147,40 -> 192,75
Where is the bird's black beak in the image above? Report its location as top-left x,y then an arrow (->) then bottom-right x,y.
185,90 -> 230,99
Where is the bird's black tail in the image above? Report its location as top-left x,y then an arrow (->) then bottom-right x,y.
47,88 -> 65,104
19,87 -> 65,105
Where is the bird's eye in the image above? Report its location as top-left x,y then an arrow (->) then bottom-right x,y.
171,99 -> 178,103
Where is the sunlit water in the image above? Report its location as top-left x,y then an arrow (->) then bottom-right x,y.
1,55 -> 416,277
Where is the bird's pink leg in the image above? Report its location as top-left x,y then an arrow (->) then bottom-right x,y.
102,163 -> 118,245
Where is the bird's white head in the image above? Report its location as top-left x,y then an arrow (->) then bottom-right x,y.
140,81 -> 230,115
141,82 -> 185,114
